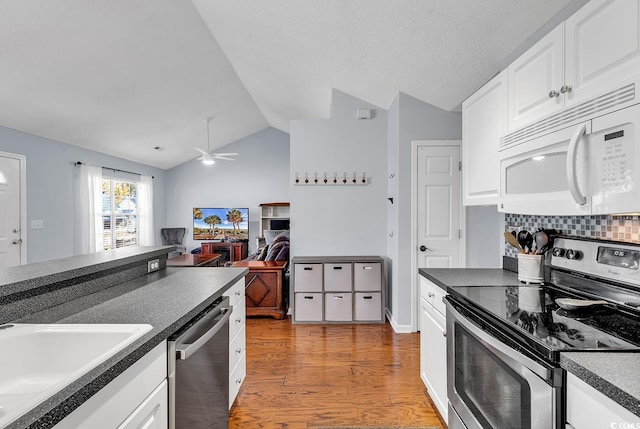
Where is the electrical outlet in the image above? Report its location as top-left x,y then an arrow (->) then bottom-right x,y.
147,259 -> 160,273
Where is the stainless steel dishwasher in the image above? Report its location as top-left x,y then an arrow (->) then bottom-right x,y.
168,296 -> 232,429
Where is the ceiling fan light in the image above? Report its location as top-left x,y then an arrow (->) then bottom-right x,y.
202,154 -> 215,165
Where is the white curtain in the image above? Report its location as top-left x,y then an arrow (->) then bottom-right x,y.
138,175 -> 154,246
78,164 -> 103,253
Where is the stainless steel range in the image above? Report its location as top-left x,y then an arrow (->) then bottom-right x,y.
445,236 -> 640,429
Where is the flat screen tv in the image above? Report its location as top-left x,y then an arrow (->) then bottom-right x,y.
193,207 -> 249,241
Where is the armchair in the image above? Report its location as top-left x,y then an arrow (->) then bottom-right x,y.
160,227 -> 186,258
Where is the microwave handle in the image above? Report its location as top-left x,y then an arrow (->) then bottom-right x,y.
566,123 -> 587,205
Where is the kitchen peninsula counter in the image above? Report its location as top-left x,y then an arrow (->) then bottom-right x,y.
1,248 -> 247,429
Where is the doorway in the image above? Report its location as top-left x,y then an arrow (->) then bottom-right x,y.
411,141 -> 464,330
0,152 -> 26,267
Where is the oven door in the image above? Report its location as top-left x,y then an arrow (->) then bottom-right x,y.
445,298 -> 562,429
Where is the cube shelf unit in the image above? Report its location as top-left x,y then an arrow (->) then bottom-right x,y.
258,202 -> 290,247
291,256 -> 385,324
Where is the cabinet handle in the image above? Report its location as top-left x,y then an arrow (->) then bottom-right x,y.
548,89 -> 560,98
235,317 -> 242,324
236,378 -> 243,384
235,290 -> 242,296
304,296 -> 314,299
427,292 -> 434,298
443,331 -> 447,337
333,266 -> 343,270
304,267 -> 313,271
362,266 -> 373,270
333,295 -> 344,299
235,347 -> 242,354
363,296 -> 373,300
560,84 -> 572,94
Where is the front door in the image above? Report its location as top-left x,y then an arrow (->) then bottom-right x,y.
0,154 -> 23,267
416,143 -> 461,268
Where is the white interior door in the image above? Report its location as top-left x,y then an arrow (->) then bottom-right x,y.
0,154 -> 24,267
416,144 -> 462,269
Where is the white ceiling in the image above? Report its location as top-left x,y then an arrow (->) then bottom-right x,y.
0,0 -> 574,170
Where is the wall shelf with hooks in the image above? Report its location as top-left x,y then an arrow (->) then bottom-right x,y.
294,172 -> 369,185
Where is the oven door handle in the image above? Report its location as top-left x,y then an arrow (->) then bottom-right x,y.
446,299 -> 552,382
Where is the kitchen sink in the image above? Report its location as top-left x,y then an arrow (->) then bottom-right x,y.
0,323 -> 152,427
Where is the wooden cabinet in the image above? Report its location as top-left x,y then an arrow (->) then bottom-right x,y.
201,241 -> 248,264
291,256 -> 384,324
566,372 -> 640,428
233,260 -> 288,319
224,279 -> 246,408
508,0 -> 640,131
419,277 -> 447,421
461,69 -> 507,206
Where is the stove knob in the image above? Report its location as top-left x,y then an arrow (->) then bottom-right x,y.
552,247 -> 565,257
565,249 -> 582,260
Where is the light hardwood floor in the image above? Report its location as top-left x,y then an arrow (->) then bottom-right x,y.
230,318 -> 446,428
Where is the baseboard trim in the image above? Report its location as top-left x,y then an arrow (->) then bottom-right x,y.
385,309 -> 414,333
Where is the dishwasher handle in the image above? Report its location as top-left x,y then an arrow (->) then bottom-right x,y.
175,305 -> 233,360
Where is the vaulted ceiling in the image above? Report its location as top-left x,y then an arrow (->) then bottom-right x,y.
0,0 -> 574,169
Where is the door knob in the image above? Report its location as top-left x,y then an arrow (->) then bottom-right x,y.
419,245 -> 431,252
12,239 -> 22,245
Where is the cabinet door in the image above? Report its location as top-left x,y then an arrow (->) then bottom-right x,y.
353,262 -> 382,291
462,70 -> 507,205
419,300 -> 447,421
294,264 -> 323,292
508,24 -> 564,131
566,372 -> 640,428
565,0 -> 640,108
118,381 -> 168,429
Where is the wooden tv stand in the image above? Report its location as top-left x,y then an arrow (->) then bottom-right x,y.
232,260 -> 288,319
201,241 -> 248,264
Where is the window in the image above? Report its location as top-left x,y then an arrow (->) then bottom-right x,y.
102,178 -> 138,250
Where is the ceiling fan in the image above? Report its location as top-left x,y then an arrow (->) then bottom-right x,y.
195,117 -> 238,165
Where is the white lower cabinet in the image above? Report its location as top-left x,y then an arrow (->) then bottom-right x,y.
54,341 -> 168,429
224,279 -> 246,409
566,372 -> 640,428
419,277 -> 447,421
118,380 -> 167,429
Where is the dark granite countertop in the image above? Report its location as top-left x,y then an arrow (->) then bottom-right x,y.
561,352 -> 640,417
5,265 -> 248,429
419,268 -> 521,291
0,246 -> 174,299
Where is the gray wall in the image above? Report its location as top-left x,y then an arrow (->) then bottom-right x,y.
289,90 -> 388,259
0,125 -> 166,263
466,205 -> 502,268
165,127 -> 290,255
387,92 -> 462,329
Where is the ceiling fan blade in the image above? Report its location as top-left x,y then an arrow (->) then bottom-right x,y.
194,147 -> 208,155
212,152 -> 238,157
213,156 -> 235,161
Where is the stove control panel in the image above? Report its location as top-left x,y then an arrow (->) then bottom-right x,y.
550,237 -> 640,287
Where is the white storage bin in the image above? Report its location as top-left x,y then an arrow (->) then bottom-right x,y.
294,264 -> 323,292
354,263 -> 382,291
324,263 -> 352,291
324,293 -> 353,321
294,293 -> 323,321
354,292 -> 382,321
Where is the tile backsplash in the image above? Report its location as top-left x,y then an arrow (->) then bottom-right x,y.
504,213 -> 640,257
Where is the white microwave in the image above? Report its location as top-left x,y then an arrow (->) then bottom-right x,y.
499,82 -> 640,216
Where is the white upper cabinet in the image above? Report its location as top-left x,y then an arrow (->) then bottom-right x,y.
508,0 -> 640,132
565,0 -> 640,108
508,24 -> 565,131
462,70 -> 507,205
